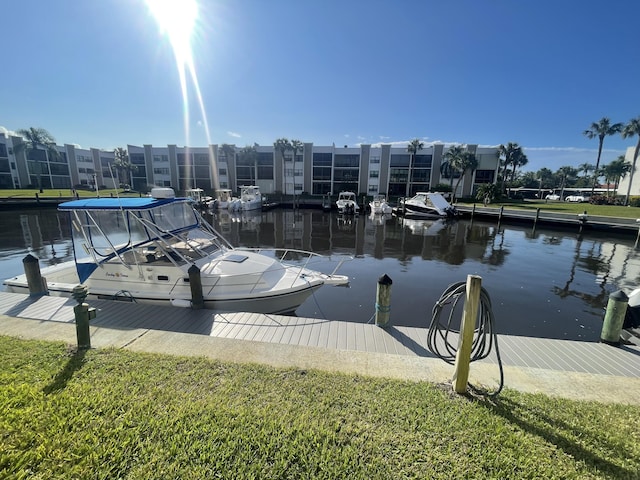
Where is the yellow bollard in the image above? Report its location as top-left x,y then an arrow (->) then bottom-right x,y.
452,275 -> 482,394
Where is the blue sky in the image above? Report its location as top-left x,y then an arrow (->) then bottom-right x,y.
2,0 -> 639,172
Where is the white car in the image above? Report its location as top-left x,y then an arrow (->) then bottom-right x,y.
565,194 -> 590,203
545,194 -> 560,200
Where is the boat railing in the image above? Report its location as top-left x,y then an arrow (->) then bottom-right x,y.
237,247 -> 352,285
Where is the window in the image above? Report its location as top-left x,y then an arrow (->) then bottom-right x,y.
369,170 -> 379,178
0,143 -> 8,157
218,168 -> 226,176
313,153 -> 332,166
153,155 -> 169,162
370,155 -> 380,164
334,154 -> 359,168
154,168 -> 170,175
390,154 -> 410,167
474,170 -> 495,184
368,184 -> 378,193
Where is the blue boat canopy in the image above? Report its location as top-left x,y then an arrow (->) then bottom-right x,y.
58,197 -> 184,211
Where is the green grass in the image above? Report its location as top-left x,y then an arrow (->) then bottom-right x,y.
0,188 -> 140,198
1,336 -> 639,479
462,199 -> 640,219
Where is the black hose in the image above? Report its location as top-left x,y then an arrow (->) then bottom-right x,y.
427,281 -> 504,396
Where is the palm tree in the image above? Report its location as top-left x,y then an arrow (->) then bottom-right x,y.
603,155 -> 631,198
556,166 -> 578,200
442,145 -> 466,190
219,143 -> 236,163
583,117 -> 623,196
112,147 -> 136,189
578,162 -> 594,178
446,146 -> 478,202
406,138 -> 424,196
12,127 -> 59,193
622,117 -> 640,205
536,167 -> 553,198
510,149 -> 528,183
497,142 -> 521,194
239,144 -> 258,184
273,138 -> 291,160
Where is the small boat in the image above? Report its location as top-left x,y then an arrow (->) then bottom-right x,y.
230,185 -> 262,212
3,187 -> 349,314
336,191 -> 360,214
394,192 -> 458,218
369,194 -> 392,215
185,188 -> 214,210
214,189 -> 238,210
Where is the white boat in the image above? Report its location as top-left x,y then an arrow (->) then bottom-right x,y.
229,185 -> 262,212
185,188 -> 214,209
3,188 -> 349,314
214,189 -> 238,210
335,191 -> 360,214
369,194 -> 392,215
395,192 -> 459,218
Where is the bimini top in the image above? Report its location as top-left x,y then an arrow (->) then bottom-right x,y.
58,196 -> 184,211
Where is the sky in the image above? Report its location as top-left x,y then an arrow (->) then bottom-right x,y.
1,0 -> 639,173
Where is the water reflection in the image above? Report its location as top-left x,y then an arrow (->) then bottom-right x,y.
2,207 -> 640,341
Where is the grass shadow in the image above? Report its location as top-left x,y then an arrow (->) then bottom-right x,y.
475,395 -> 637,478
43,346 -> 87,394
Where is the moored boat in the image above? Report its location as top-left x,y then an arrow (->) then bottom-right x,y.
3,188 -> 349,314
336,191 -> 359,214
394,192 -> 458,218
369,194 -> 392,215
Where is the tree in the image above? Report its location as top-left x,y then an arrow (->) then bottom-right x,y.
406,138 -> 424,196
556,166 -> 578,200
239,144 -> 258,184
622,117 -> 640,205
497,142 -> 522,193
442,145 -> 465,190
583,117 -> 623,196
446,146 -> 478,202
112,147 -> 136,189
603,155 -> 631,198
578,162 -> 594,178
510,149 -> 528,184
13,127 -> 59,193
273,138 -> 291,160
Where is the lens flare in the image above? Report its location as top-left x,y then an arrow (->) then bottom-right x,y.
145,0 -> 218,190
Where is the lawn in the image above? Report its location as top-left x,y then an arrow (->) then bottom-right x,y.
0,188 -> 141,199
1,336 -> 639,479
462,199 -> 640,219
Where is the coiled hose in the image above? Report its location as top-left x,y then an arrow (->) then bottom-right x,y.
427,281 -> 504,396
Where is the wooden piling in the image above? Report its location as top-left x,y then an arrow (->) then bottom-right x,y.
188,264 -> 204,310
375,274 -> 393,328
23,254 -> 48,297
453,275 -> 482,394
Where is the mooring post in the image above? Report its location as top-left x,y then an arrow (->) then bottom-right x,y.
601,290 -> 628,346
578,211 -> 588,234
534,207 -> 540,227
472,203 -> 476,217
71,285 -> 95,350
635,219 -> 640,248
498,206 -> 504,222
188,264 -> 204,310
453,275 -> 482,394
22,254 -> 48,297
375,274 -> 393,327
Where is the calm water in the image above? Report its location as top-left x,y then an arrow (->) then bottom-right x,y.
2,207 -> 639,342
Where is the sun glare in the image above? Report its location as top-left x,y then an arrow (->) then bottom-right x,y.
145,0 -> 218,189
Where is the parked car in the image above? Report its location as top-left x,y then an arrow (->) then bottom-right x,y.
565,194 -> 590,203
545,194 -> 561,200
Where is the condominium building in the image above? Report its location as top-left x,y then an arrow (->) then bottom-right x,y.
0,133 -> 500,198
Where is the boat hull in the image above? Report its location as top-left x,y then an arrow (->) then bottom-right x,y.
4,264 -> 324,315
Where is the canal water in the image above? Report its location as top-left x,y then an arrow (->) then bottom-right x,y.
1,207 -> 638,342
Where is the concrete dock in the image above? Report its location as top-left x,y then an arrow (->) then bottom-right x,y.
1,291 -> 640,405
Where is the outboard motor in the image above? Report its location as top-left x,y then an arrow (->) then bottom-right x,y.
624,288 -> 640,329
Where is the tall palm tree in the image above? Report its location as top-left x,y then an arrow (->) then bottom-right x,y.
604,155 -> 631,198
290,139 -> 303,161
583,117 -> 623,196
112,147 -> 136,189
273,138 -> 291,160
406,138 -> 424,196
12,127 -> 59,193
445,146 -> 477,202
442,145 -> 466,190
556,165 -> 578,200
497,142 -> 521,194
510,150 -> 528,183
622,117 -> 640,205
